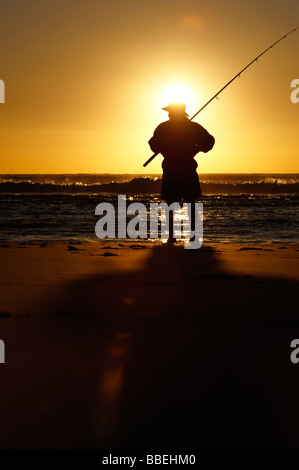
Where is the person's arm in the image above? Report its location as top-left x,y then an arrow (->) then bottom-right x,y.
195,124 -> 215,153
148,123 -> 167,154
148,133 -> 160,153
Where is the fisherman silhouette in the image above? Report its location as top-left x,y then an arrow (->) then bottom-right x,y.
148,103 -> 215,242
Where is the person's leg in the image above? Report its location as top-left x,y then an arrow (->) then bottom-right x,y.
166,200 -> 176,243
191,200 -> 196,234
186,199 -> 196,242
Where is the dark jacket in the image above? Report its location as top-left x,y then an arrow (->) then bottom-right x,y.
149,118 -> 215,173
148,118 -> 215,202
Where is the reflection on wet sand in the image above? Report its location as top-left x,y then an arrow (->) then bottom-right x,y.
96,331 -> 131,445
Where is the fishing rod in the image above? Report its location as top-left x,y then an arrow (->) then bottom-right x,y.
143,27 -> 298,167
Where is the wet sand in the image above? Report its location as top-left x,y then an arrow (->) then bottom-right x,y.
0,241 -> 299,448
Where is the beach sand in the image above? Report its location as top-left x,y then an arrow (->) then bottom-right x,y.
0,241 -> 299,448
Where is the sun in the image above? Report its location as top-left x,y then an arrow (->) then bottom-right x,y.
160,83 -> 195,109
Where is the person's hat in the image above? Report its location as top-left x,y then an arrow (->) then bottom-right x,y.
162,102 -> 189,116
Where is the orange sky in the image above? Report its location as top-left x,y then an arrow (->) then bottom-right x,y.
0,0 -> 298,174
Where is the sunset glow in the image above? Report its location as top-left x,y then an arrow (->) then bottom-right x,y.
159,83 -> 196,111
0,1 -> 298,174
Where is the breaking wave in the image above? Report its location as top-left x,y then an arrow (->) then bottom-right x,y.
0,176 -> 299,195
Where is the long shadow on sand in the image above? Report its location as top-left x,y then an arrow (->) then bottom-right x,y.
1,244 -> 299,449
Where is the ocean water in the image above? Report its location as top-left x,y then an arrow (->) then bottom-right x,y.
0,173 -> 298,243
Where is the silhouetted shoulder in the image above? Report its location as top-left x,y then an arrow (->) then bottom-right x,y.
149,118 -> 215,155
152,121 -> 170,133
